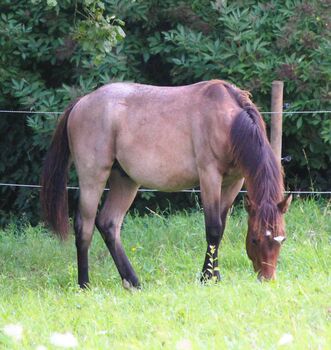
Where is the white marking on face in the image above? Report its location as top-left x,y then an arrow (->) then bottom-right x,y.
273,236 -> 285,243
265,230 -> 272,237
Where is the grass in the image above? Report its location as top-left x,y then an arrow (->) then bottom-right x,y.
0,199 -> 330,349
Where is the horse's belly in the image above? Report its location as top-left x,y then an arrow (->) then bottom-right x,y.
116,147 -> 199,191
114,101 -> 201,190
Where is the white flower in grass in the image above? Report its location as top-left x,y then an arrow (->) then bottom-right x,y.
278,333 -> 293,346
176,338 -> 192,350
3,323 -> 23,341
50,332 -> 78,348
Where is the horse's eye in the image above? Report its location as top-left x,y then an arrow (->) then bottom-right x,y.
252,238 -> 259,245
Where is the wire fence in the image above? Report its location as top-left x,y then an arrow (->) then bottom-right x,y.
1,182 -> 330,195
1,108 -> 330,196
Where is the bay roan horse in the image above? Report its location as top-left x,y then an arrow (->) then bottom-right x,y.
41,80 -> 292,289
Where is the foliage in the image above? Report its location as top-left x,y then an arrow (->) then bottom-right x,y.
0,200 -> 330,348
0,0 -> 330,225
0,0 -> 126,224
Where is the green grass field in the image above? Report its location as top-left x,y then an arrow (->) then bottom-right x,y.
0,199 -> 330,349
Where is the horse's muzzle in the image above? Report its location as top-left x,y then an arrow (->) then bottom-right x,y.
257,270 -> 276,281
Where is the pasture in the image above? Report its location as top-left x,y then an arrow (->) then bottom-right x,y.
0,199 -> 330,349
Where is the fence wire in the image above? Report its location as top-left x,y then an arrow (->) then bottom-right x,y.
1,182 -> 330,195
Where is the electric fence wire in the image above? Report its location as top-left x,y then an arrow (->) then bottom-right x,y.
0,182 -> 330,195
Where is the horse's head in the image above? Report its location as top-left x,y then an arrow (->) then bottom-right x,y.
245,194 -> 292,280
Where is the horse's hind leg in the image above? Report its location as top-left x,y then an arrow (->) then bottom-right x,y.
74,169 -> 110,288
95,169 -> 140,289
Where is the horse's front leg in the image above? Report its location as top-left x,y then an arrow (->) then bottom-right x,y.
200,178 -> 245,282
201,208 -> 230,282
199,167 -> 223,282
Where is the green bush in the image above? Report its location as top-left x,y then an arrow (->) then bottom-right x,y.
0,0 -> 126,225
0,0 -> 330,225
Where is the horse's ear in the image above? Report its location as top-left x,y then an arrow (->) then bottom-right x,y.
278,194 -> 292,214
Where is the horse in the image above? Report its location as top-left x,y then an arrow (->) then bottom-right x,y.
40,79 -> 292,289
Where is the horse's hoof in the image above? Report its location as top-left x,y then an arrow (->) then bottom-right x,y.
200,271 -> 222,284
79,282 -> 90,290
122,279 -> 141,292
213,270 -> 221,282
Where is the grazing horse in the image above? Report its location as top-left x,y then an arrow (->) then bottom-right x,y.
41,80 -> 292,289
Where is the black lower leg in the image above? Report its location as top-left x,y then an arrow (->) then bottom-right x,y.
76,242 -> 90,288
74,209 -> 90,289
201,226 -> 221,282
201,210 -> 228,282
96,220 -> 140,288
109,242 -> 140,288
201,209 -> 228,281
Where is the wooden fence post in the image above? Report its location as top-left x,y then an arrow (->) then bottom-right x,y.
270,80 -> 284,163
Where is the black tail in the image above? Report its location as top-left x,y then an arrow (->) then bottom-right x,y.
40,99 -> 80,239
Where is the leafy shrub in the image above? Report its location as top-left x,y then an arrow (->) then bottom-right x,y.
0,0 -> 330,225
